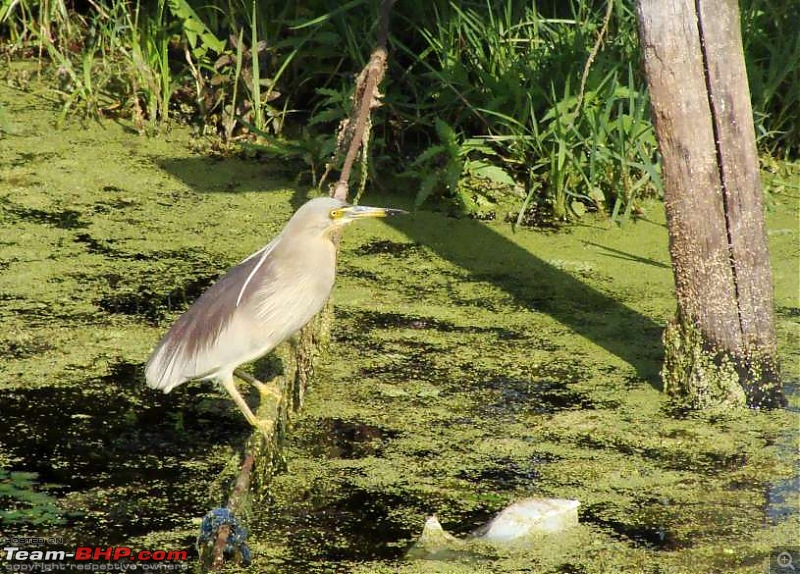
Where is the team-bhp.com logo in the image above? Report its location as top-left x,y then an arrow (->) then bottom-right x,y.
2,544 -> 188,571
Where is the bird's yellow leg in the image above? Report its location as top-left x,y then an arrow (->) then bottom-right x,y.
220,376 -> 273,435
233,368 -> 282,401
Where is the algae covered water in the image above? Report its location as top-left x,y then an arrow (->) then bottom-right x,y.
0,82 -> 798,573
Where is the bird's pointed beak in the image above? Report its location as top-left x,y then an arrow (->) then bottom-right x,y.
341,205 -> 408,219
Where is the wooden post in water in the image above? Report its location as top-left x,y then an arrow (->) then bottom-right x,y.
636,0 -> 784,407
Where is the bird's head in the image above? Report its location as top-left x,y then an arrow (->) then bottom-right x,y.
290,197 -> 407,236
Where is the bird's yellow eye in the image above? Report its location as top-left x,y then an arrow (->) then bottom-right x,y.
330,208 -> 344,219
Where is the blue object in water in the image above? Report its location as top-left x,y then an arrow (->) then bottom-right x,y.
197,507 -> 252,566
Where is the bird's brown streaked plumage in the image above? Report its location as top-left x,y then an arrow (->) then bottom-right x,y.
144,197 -> 406,430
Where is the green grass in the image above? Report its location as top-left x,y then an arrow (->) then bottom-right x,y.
0,0 -> 795,219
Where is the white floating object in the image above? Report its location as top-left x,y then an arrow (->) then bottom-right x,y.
407,498 -> 581,560
406,515 -> 465,561
418,515 -> 462,545
475,497 -> 580,543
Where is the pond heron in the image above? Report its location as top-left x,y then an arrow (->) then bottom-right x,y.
145,197 -> 406,430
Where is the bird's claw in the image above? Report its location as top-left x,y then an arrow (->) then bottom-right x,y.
252,417 -> 274,437
242,411 -> 274,436
253,380 -> 282,401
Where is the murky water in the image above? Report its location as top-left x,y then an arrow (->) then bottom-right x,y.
767,380 -> 800,523
1,81 -> 798,573
0,362 -> 249,549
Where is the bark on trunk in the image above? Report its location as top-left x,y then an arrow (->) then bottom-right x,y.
636,0 -> 784,408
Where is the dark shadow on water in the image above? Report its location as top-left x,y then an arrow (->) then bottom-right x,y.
271,488 -> 416,564
293,417 -> 400,460
155,156 -> 310,201
581,502 -> 678,550
582,240 -> 671,269
0,360 -> 251,545
379,208 -> 665,385
156,157 -> 320,231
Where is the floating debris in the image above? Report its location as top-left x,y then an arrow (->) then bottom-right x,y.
407,498 -> 580,560
473,498 -> 580,542
405,515 -> 468,561
197,507 -> 251,567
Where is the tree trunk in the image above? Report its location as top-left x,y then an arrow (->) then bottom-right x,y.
636,0 -> 785,408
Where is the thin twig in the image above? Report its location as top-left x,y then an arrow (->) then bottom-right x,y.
208,3 -> 396,567
332,48 -> 387,201
576,0 -> 615,115
377,0 -> 395,51
329,0 -> 395,201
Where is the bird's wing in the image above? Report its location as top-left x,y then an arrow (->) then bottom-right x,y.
235,235 -> 281,307
145,244 -> 284,392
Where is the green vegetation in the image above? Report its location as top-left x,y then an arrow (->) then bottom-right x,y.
1,0 -> 797,218
741,0 -> 800,156
0,82 -> 797,571
0,470 -> 64,526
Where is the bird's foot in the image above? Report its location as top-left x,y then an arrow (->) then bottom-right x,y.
233,368 -> 282,401
240,408 -> 273,436
251,416 -> 275,438
253,380 -> 282,402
